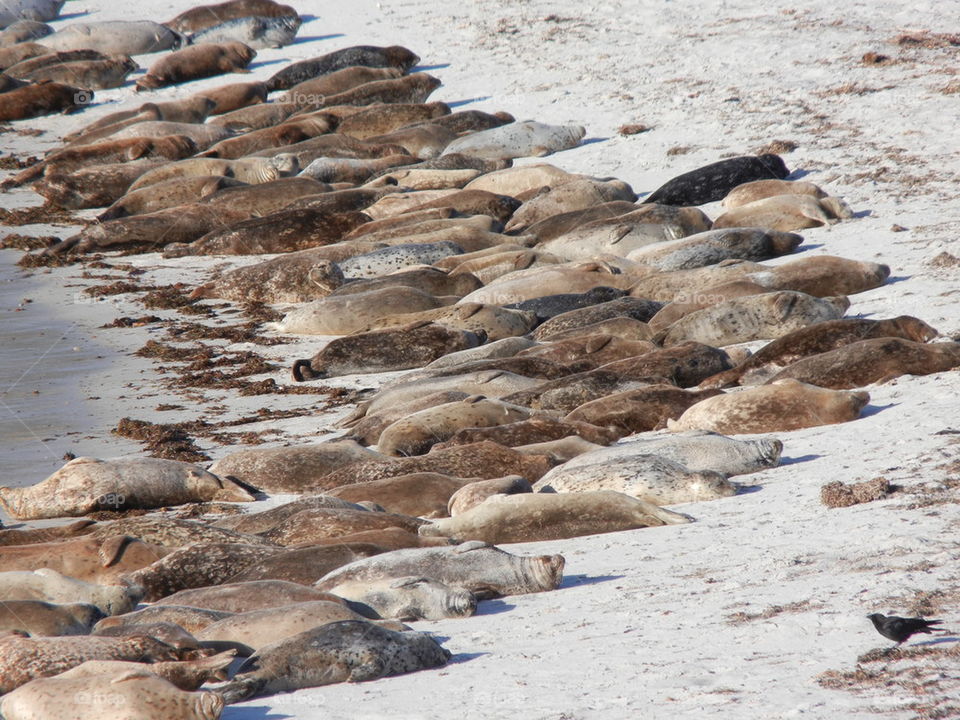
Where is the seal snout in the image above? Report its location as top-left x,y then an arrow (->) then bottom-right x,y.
451,591 -> 478,617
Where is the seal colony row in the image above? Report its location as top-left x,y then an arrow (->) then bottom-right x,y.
3,1 -> 960,718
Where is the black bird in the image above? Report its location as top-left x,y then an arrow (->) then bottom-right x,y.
867,613 -> 944,646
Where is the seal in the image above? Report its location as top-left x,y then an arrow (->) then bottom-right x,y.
534,453 -> 736,505
91,621 -> 202,652
336,101 -> 451,139
0,601 -> 103,637
626,227 -> 803,271
40,20 -> 186,55
564,384 -> 723,435
16,55 -> 137,89
230,543 -> 385,585
325,473 -> 474,518
538,203 -> 713,260
291,321 -> 485,381
361,124 -> 459,160
298,153 -> 417,183
712,194 -> 853,231
530,296 -> 663,339
336,241 -> 465,279
0,569 -> 142,615
93,605 -> 233,636
62,96 -> 215,143
105,120 -> 233,151
0,535 -> 168,585
657,291 -> 849,347
217,621 -> 450,702
303,72 -> 441,110
642,154 -> 789,206
164,0 -> 298,33
0,456 -> 254,520
462,163 -> 575,196
0,634 -> 179,694
0,81 -> 89,120
195,602 -> 405,653
325,576 -> 476,621
208,440 -> 384,495
722,179 -> 827,208
500,369 -> 661,415
129,155 -> 298,191
700,316 -> 939,388
200,175 -> 333,215
316,541 -> 564,599
188,14 -> 300,49
432,416 -> 620,450
603,342 -> 734,388
1,135 -> 197,190
420,490 -> 691,544
267,45 -> 420,91
301,441 -> 554,491
164,208 -> 368,257
458,262 -> 638,307
447,475 -> 533,516
376,396 -> 534,457
447,248 -> 563,285
668,378 -> 870,434
206,101 -> 299,131
261,509 -> 425,546
426,108 -> 513,135
54,651 -> 236,691
301,528 -> 453,551
34,159 -> 167,209
136,41 -> 255,91
766,338 -> 960,389
280,65 -> 403,107
0,20 -> 52,45
647,280 -> 771,331
363,303 -> 537,343
504,178 -> 637,232
516,335 -> 657,370
0,42 -> 51,71
0,670 -> 223,720
0,0 -> 64,26
270,286 -> 453,336
441,120 -> 586,160
191,79 -> 268,116
154,580 -> 344,613
122,544 -> 284,602
418,336 -> 537,372
346,391 -> 471,446
98,175 -> 247,221
563,429 -> 783,477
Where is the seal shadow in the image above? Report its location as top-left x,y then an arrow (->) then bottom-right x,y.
473,598 -> 515,616
579,136 -> 609,148
413,63 -> 451,72
55,11 -> 91,21
778,453 -> 822,466
884,275 -> 911,286
559,573 -> 624,590
733,483 -> 762,495
794,242 -> 824,252
911,635 -> 959,647
290,33 -> 345,45
447,651 -> 489,665
860,402 -> 897,419
852,209 -> 873,219
785,169 -> 811,180
221,707 -> 291,719
446,96 -> 492,108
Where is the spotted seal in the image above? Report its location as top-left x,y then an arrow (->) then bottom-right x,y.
642,154 -> 789,206
267,45 -> 420,91
441,120 -> 585,160
188,14 -> 300,48
0,601 -> 103,637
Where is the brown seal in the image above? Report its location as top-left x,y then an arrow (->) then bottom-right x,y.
306,441 -> 554,492
500,369 -> 665,415
137,41 -> 255,90
229,544 -> 385,585
722,179 -> 827,208
597,342 -> 735,387
54,651 -> 235,691
0,81 -> 90,121
195,80 -> 268,115
153,580 -> 346,614
432,415 -> 620,450
201,176 -> 331,215
88,516 -> 272,548
207,101 -> 299,130
63,96 -> 215,143
0,601 -> 103,637
336,101 -> 451,138
93,606 -> 233,635
261,510 -> 425,546
292,321 -> 486,381
212,495 -> 377,535
699,316 -> 939,388
302,528 -> 454,551
647,280 -> 770,331
296,72 -> 440,110
766,338 -> 960,389
516,335 -> 656,370
3,49 -> 106,78
98,175 -> 246,220
325,474 -> 474,518
713,194 -> 852,231
0,42 -> 51,72
668,379 -> 869,434
164,0 -> 298,33
564,384 -> 723,435
34,159 -> 166,209
279,65 -> 403,107
199,116 -> 335,158
0,535 -> 168,585
164,209 -> 369,257
17,55 -> 137,89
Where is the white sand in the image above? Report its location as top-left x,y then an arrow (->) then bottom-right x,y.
2,0 -> 959,716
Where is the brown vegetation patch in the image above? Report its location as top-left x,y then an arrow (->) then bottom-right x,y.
929,251 -> 960,268
16,251 -> 70,268
165,320 -> 281,346
619,123 -> 651,136
666,145 -> 693,156
756,139 -> 798,155
140,283 -> 196,310
113,417 -> 211,463
895,31 -> 960,48
84,280 -> 149,297
0,154 -> 38,169
726,600 -> 818,624
0,234 -> 58,251
821,477 -> 892,508
101,315 -> 162,328
0,203 -> 79,226
861,52 -> 892,65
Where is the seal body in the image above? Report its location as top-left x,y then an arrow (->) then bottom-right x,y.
643,154 -> 789,206
154,581 -> 343,613
0,601 -> 103,636
164,0 -> 299,33
0,0 -> 64,26
323,576 -> 477,621
137,41 -> 255,91
40,20 -> 185,54
267,45 -> 420,91
441,120 -> 585,159
0,81 -> 88,120
188,14 -> 300,48
0,570 -> 141,615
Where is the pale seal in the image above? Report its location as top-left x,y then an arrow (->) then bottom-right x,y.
441,120 -> 586,160
55,651 -> 235,691
712,194 -> 853,231
0,569 -> 141,615
505,178 -> 637,233
447,475 -> 533,516
316,541 -> 565,599
0,601 -> 103,637
187,14 -> 300,49
722,179 -> 827,208
40,20 -> 186,54
324,576 -> 476,621
420,490 -> 691,543
0,457 -> 254,520
0,535 -> 168,585
93,605 -> 233,636
154,581 -> 344,613
533,454 -> 736,505
668,379 -> 870,434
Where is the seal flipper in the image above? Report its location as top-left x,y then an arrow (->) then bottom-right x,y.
215,676 -> 263,704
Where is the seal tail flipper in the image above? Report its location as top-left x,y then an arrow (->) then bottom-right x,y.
215,676 -> 264,705
291,358 -> 318,382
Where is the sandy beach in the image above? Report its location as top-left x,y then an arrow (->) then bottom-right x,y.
2,0 -> 960,717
